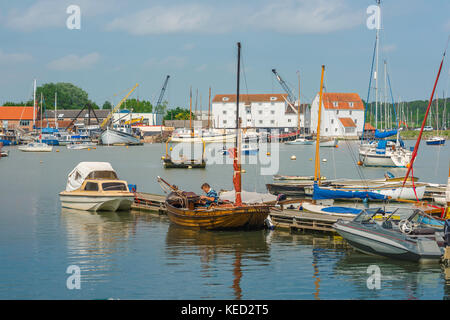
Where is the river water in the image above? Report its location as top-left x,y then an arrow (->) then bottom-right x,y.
0,141 -> 449,299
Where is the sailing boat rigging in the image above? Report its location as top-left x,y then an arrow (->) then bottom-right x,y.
426,93 -> 446,145
157,42 -> 270,230
358,0 -> 412,167
18,81 -> 53,152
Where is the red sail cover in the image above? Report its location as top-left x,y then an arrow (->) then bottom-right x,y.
231,147 -> 242,206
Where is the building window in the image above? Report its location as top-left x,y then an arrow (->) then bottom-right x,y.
349,110 -> 352,115
271,102 -> 275,106
223,120 -> 227,124
349,102 -> 354,107
258,120 -> 263,124
355,119 -> 357,124
333,101 -> 338,107
258,103 -> 262,106
222,97 -> 229,101
325,128 -> 328,132
223,110 -> 227,115
288,119 -> 291,123
258,110 -> 262,115
270,97 -> 277,101
336,110 -> 339,115
331,119 -> 334,124
270,110 -> 275,115
270,120 -> 275,124
20,120 -> 30,126
246,109 -> 251,114
335,128 -> 338,132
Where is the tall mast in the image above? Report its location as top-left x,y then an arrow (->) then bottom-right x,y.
33,79 -> 36,130
208,87 -> 211,129
40,92 -> 43,142
384,59 -> 387,130
54,91 -> 57,128
314,65 -> 325,185
297,71 -> 301,135
189,86 -> 193,135
233,42 -> 242,206
375,0 -> 381,129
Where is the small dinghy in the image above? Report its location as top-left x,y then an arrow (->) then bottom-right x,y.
59,162 -> 135,212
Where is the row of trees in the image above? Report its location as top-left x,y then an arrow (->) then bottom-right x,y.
2,82 -> 186,116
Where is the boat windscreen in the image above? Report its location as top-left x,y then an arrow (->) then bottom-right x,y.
353,208 -> 382,223
86,171 -> 118,180
386,208 -> 416,221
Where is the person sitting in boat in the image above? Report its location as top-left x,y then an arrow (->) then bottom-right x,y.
200,183 -> 219,207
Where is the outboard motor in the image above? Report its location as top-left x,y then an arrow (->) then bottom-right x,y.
444,220 -> 450,247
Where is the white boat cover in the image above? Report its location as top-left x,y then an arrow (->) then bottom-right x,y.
219,190 -> 277,204
65,162 -> 118,191
446,176 -> 450,204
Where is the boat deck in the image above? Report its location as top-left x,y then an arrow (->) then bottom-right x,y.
132,192 -> 352,233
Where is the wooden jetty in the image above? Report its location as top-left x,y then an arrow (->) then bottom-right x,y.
132,192 -> 349,233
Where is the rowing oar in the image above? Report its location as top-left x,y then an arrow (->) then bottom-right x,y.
403,36 -> 449,187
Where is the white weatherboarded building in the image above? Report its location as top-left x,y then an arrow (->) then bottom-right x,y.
310,93 -> 365,139
211,93 -> 310,133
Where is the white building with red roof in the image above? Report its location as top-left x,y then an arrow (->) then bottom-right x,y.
310,92 -> 365,138
211,93 -> 310,132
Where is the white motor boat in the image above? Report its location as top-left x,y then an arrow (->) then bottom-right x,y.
316,138 -> 338,147
18,142 -> 53,152
100,127 -> 140,145
286,138 -> 313,145
67,142 -> 97,150
59,162 -> 135,212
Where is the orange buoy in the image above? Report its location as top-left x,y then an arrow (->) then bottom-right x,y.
357,161 -> 363,166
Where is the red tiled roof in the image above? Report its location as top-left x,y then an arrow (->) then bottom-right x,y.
212,94 -> 288,104
322,93 -> 364,110
338,117 -> 356,128
0,106 -> 36,120
364,123 -> 376,131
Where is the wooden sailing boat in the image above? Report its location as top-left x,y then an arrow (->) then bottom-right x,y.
157,43 -> 270,230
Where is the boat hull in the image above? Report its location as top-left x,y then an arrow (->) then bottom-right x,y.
426,138 -> 445,145
100,128 -> 140,145
171,134 -> 236,144
359,149 -> 411,167
165,202 -> 269,230
59,194 -> 133,212
334,223 -> 442,262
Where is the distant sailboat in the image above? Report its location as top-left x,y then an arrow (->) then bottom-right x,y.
426,95 -> 446,145
19,82 -> 53,152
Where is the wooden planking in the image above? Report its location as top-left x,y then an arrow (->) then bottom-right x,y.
132,192 -> 353,233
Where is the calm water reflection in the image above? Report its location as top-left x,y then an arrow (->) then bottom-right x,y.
0,142 -> 449,299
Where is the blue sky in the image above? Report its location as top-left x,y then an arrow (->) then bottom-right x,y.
0,0 -> 449,109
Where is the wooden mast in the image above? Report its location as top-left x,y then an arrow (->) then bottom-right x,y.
297,71 -> 301,136
189,86 -> 193,136
208,87 -> 211,129
233,42 -> 242,206
314,65 -> 325,185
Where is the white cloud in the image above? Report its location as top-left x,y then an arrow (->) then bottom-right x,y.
47,52 -> 100,71
246,0 -> 362,34
145,56 -> 187,69
0,49 -> 33,64
4,0 -> 120,32
106,0 -> 360,35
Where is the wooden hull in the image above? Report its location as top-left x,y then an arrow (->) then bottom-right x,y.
165,201 -> 269,230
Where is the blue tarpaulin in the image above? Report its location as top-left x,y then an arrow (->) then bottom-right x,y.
41,128 -> 59,134
321,207 -> 362,215
312,182 -> 388,201
374,129 -> 397,139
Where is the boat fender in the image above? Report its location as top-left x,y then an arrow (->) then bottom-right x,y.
265,215 -> 275,230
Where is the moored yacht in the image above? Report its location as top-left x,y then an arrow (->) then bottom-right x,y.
59,162 -> 135,211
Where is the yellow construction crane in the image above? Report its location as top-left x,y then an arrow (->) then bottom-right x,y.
100,83 -> 139,129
